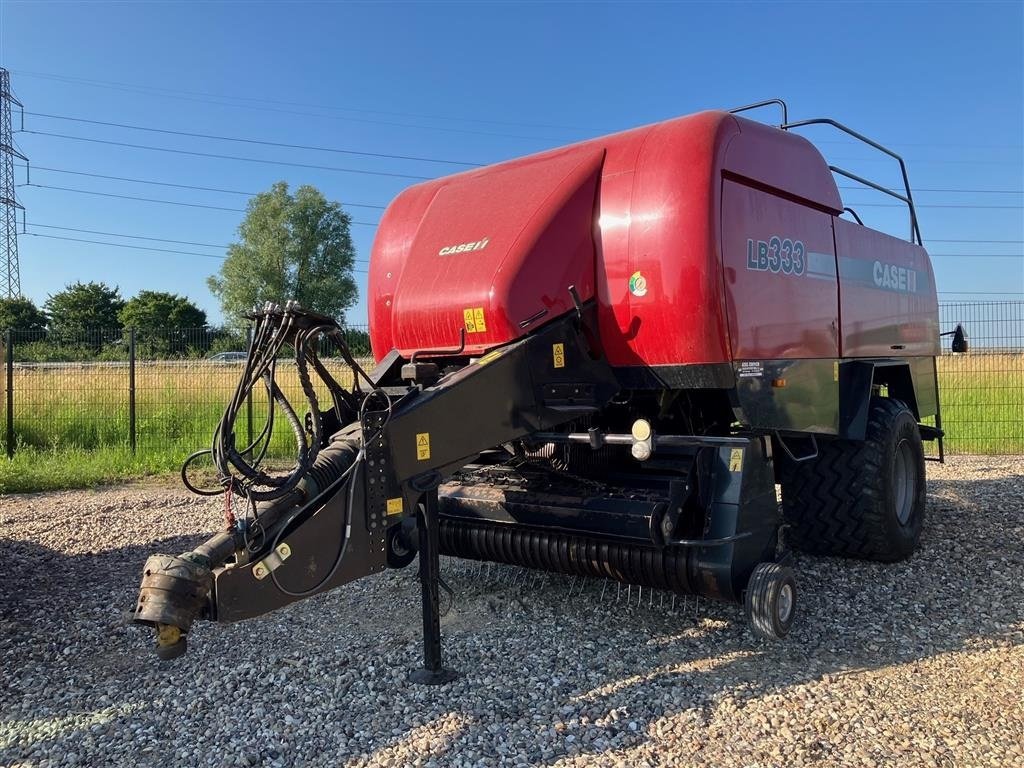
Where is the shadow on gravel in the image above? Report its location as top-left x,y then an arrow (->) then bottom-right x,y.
0,533 -> 204,710
1,468 -> 1021,766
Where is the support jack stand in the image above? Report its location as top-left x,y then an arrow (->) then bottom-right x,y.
408,482 -> 458,686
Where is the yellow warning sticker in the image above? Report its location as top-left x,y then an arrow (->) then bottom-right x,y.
552,342 -> 565,369
463,307 -> 487,333
416,432 -> 431,461
728,448 -> 744,472
833,361 -> 840,382
386,497 -> 403,516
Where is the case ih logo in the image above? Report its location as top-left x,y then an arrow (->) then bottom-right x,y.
439,238 -> 489,256
873,260 -> 918,293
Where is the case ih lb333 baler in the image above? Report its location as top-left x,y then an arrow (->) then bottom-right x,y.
133,100 -> 947,683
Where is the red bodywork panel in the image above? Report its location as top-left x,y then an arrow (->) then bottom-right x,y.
834,218 -> 939,358
368,110 -> 936,368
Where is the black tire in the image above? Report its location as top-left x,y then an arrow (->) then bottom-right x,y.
780,397 -> 926,562
744,562 -> 797,640
386,525 -> 416,569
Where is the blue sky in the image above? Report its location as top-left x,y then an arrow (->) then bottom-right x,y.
1,1 -> 1021,327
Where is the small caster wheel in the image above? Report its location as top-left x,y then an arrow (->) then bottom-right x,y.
386,525 -> 416,569
744,562 -> 797,640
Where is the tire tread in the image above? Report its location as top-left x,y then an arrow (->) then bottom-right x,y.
779,398 -> 923,562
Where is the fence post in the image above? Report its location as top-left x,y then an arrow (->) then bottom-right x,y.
129,328 -> 137,454
246,325 -> 254,450
5,329 -> 12,459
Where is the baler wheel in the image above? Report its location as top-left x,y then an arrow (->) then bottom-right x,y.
386,525 -> 417,569
744,562 -> 797,640
780,397 -> 926,562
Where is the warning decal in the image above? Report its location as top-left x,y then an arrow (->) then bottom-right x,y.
728,448 -> 744,473
416,432 -> 431,461
386,498 -> 403,516
463,307 -> 487,333
552,343 -> 565,369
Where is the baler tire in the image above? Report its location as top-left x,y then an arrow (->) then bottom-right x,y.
744,562 -> 797,641
780,397 -> 926,562
386,526 -> 416,569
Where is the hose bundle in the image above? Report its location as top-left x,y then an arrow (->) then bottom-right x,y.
182,301 -> 386,504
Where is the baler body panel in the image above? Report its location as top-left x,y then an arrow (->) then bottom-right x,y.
833,217 -> 939,358
720,179 -> 839,360
370,147 -> 604,357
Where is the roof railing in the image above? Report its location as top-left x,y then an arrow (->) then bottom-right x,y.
728,99 -> 789,127
729,99 -> 923,246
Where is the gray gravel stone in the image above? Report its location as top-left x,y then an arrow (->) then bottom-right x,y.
0,457 -> 1022,767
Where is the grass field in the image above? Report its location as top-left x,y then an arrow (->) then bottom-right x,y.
1,354 -> 1021,493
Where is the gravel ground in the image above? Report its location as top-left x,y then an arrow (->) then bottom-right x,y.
1,456 -> 1022,768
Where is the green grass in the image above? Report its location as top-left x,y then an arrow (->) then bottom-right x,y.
0,355 -> 1020,493
0,446 -> 186,494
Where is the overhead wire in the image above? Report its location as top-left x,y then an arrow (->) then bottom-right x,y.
26,222 -> 229,248
19,184 -> 381,225
18,130 -> 435,180
12,69 -> 584,132
27,166 -> 388,208
11,69 -> 570,141
26,222 -> 372,263
22,232 -> 370,271
24,111 -> 486,167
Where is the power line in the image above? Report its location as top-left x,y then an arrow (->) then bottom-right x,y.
29,166 -> 388,209
13,69 -> 582,133
927,239 -> 1023,244
19,130 -> 434,180
25,111 -> 485,167
12,70 -> 561,142
838,185 -> 1023,195
27,232 -> 225,259
25,184 -> 244,212
848,202 -> 1023,210
24,232 -> 369,272
21,184 -> 381,225
26,221 -> 373,263
929,254 -> 1023,259
26,222 -> 229,249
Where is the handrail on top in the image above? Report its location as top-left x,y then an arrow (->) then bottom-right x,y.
726,99 -> 923,246
781,117 -> 922,246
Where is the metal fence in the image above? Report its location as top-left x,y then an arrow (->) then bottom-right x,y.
1,325 -> 373,460
936,301 -> 1023,453
2,303 -> 1023,460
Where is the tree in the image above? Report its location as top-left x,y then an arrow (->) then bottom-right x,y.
119,290 -> 207,331
118,291 -> 209,357
208,182 -> 359,323
0,296 -> 48,332
44,281 -> 125,345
